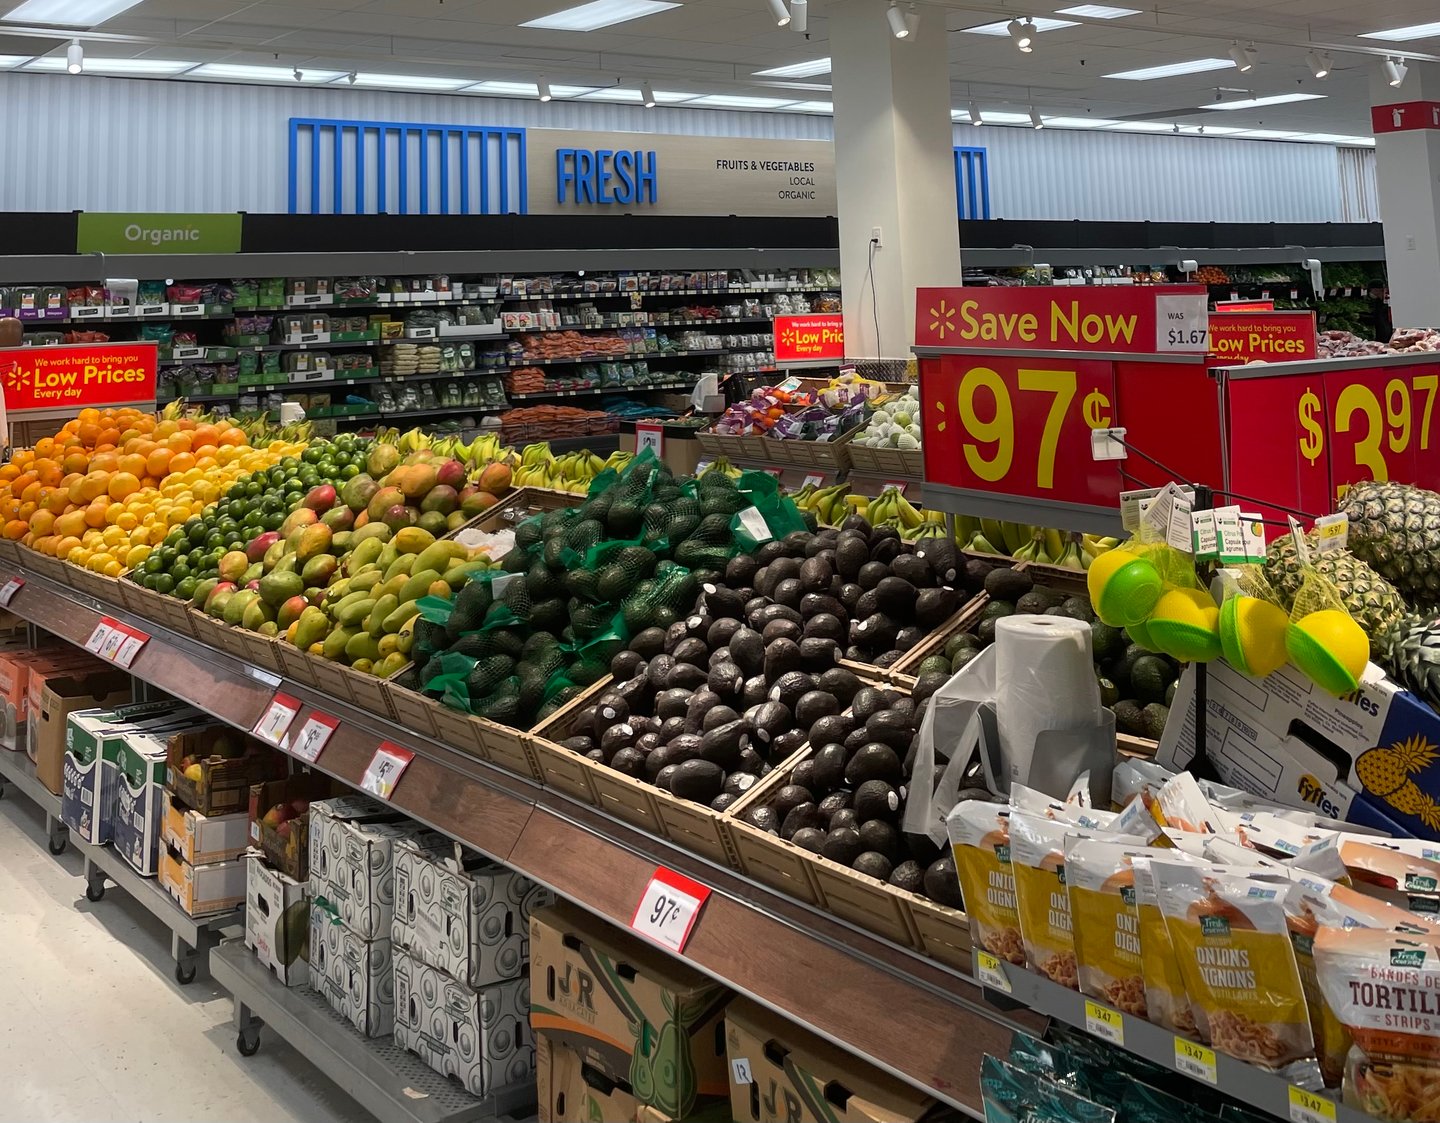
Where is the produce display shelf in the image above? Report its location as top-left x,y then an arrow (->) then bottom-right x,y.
71,832 -> 242,984
983,959 -> 1371,1123
158,368 -> 511,396
520,348 -> 731,366
0,745 -> 68,854
503,285 -> 833,301
210,941 -> 533,1123
30,298 -> 494,324
508,381 -> 697,400
0,560 -> 1038,1119
520,315 -> 773,332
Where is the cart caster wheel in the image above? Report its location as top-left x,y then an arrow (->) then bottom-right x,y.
0,781 -> 6,799
175,961 -> 196,985
48,836 -> 67,855
85,882 -> 104,902
236,1031 -> 260,1057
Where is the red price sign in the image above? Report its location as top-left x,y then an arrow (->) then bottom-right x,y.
1320,364 -> 1440,499
1209,311 -> 1316,364
0,342 -> 158,411
774,314 -> 844,363
922,355 -> 1118,507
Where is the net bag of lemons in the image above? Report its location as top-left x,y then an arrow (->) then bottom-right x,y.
1285,568 -> 1369,695
1215,567 -> 1291,679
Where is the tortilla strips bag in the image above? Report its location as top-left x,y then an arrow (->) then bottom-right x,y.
979,1055 -> 1115,1123
1339,840 -> 1440,916
1009,814 -> 1107,988
1155,862 -> 1319,1080
1315,926 -> 1440,1122
1134,855 -> 1202,1037
948,801 -> 1024,965
1066,837 -> 1168,1017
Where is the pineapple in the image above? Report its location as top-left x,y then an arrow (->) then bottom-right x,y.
1266,532 -> 1408,637
1378,614 -> 1440,704
1340,481 -> 1440,606
1354,735 -> 1440,831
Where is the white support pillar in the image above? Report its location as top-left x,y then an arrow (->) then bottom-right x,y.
829,0 -> 961,362
1371,63 -> 1440,329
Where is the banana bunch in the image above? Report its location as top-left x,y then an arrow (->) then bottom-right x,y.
465,431 -> 508,468
867,486 -> 927,532
1078,533 -> 1120,570
789,482 -> 853,526
396,427 -> 431,455
513,447 -> 614,493
698,457 -> 742,479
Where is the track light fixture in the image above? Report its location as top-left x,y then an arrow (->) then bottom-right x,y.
1306,50 -> 1330,79
886,1 -> 910,38
789,0 -> 807,33
65,38 -> 82,75
766,0 -> 791,26
1228,41 -> 1255,72
969,101 -> 982,126
538,75 -> 552,101
1385,56 -> 1408,87
1008,18 -> 1034,52
641,79 -> 657,107
1029,105 -> 1044,129
293,66 -> 303,82
347,71 -> 357,84
904,4 -> 920,36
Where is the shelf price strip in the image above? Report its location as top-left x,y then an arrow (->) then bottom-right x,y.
252,693 -> 302,746
361,741 -> 415,801
1083,999 -> 1124,1046
83,616 -> 149,668
630,867 -> 712,953
974,950 -> 1012,994
0,577 -> 24,606
288,712 -> 338,764
1289,1087 -> 1337,1123
1174,1038 -> 1217,1085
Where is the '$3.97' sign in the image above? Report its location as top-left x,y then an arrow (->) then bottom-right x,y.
1295,368 -> 1440,498
923,356 -> 1115,505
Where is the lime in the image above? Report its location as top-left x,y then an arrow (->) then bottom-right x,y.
186,519 -> 208,545
263,512 -> 284,531
205,529 -> 227,550
175,576 -> 196,601
143,554 -> 164,574
302,447 -> 324,464
153,574 -> 175,596
171,562 -> 191,583
164,529 -> 186,550
339,463 -> 360,480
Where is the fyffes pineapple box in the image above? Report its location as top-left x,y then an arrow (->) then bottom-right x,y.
111,733 -> 169,876
529,902 -> 730,1119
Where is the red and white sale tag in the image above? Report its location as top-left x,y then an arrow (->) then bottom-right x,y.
85,616 -> 148,667
630,867 -> 712,953
0,577 -> 24,606
253,692 -> 302,745
361,741 -> 415,800
289,712 -> 338,763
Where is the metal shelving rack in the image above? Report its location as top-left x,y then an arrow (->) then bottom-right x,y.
0,744 -> 68,854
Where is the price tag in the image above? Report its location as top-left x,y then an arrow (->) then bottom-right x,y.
84,620 -> 113,654
173,303 -> 203,316
1174,1038 -> 1217,1084
1289,1086 -> 1337,1123
1083,999 -> 1125,1046
0,577 -> 24,606
112,630 -> 148,668
361,742 -> 415,801
974,949 -> 1012,993
253,692 -> 302,745
1191,510 -> 1218,561
1155,293 -> 1209,352
289,712 -> 338,763
635,423 -> 664,457
1166,494 -> 1194,553
630,866 -> 712,953
802,473 -> 825,488
1288,515 -> 1312,565
1314,513 -> 1348,553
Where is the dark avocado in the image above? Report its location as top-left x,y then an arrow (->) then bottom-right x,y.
773,578 -> 804,609
710,792 -> 739,813
723,771 -> 758,797
561,735 -> 595,756
683,689 -> 721,733
707,661 -> 744,699
595,695 -> 630,728
609,747 -> 645,778
769,783 -> 814,819
890,552 -> 933,589
707,616 -> 744,650
701,705 -> 740,732
857,561 -> 889,590
669,759 -> 725,803
835,534 -> 869,579
610,649 -> 646,680
851,687 -> 890,722
790,759 -> 817,790
829,808 -> 860,831
854,779 -> 901,821
914,586 -> 959,623
763,638 -> 804,681
852,851 -> 893,881
822,827 -> 865,865
672,637 -> 709,667
853,612 -> 898,651
889,860 -> 925,894
698,720 -> 747,769
659,715 -> 687,741
746,805 -> 781,834
858,819 -> 901,860
817,667 -> 862,706
780,802 -> 824,840
817,790 -> 852,819
911,672 -> 949,706
728,627 -> 765,677
750,701 -> 792,744
655,688 -> 692,720
702,584 -> 746,620
666,662 -> 708,691
803,613 -> 846,643
791,827 -> 825,853
725,553 -> 760,588
635,731 -> 662,754
629,627 -> 667,658
875,576 -> 918,620
984,567 -> 1033,601
923,854 -> 964,907
741,674 -> 770,707
846,743 -> 904,785
761,619 -> 804,646
799,556 -> 833,593
794,690 -> 839,728
798,637 -> 839,671
654,763 -> 679,791
838,582 -> 865,612
809,743 -> 849,790
800,593 -> 846,620
771,729 -> 808,757
769,670 -> 816,710
645,654 -> 677,691
806,712 -> 853,748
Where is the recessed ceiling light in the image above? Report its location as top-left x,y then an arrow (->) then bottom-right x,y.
1041,116 -> 1121,128
687,93 -> 799,108
1,0 -> 143,26
753,57 -> 830,78
188,63 -> 342,83
787,100 -> 832,113
1055,4 -> 1139,17
1104,57 -> 1234,80
35,50 -> 206,76
1359,21 -> 1440,42
967,16 -> 1076,35
350,72 -> 473,91
579,86 -> 694,103
521,0 -> 680,32
1207,92 -> 1326,110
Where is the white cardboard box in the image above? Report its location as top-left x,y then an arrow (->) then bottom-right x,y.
245,855 -> 309,986
308,795 -> 444,939
310,903 -> 393,1037
158,849 -> 245,917
162,797 -> 250,865
392,838 -> 549,987
393,945 -> 534,1095
111,734 -> 169,877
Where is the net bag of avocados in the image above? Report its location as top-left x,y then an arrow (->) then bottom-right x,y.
727,469 -> 808,551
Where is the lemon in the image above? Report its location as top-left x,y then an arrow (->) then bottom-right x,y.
1287,609 -> 1368,695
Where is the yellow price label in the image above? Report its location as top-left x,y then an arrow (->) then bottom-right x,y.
974,950 -> 1012,993
1083,1000 -> 1124,1045
1289,1086 -> 1337,1123
1173,1038 -> 1217,1084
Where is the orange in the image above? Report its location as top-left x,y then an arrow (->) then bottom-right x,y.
97,427 -> 121,449
2,520 -> 26,540
83,499 -> 110,529
78,471 -> 109,502
89,451 -> 119,474
145,448 -> 172,478
61,451 -> 88,475
77,408 -> 100,425
42,489 -> 69,515
18,480 -> 42,505
32,437 -> 55,460
28,510 -> 54,538
9,471 -> 36,496
218,428 -> 248,447
168,451 -> 196,473
54,510 -> 87,539
166,432 -> 193,454
33,535 -> 58,556
0,465 -> 18,483
15,501 -> 34,522
118,453 -> 146,478
107,472 -> 141,501
34,460 -> 61,487
76,423 -> 100,447
154,420 -> 179,439
54,535 -> 81,558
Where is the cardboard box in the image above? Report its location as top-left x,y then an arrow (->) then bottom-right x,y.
63,701 -> 199,845
1156,661 -> 1435,839
162,796 -> 249,865
393,945 -> 534,1094
310,902 -> 393,1036
165,724 -> 287,816
0,646 -> 103,752
392,837 -> 550,987
111,734 -> 169,876
28,670 -> 130,795
248,773 -> 341,881
309,795 -> 444,939
158,847 -> 245,917
724,1000 -> 935,1123
529,902 -> 730,1119
245,854 -> 309,986
537,1034 -> 734,1123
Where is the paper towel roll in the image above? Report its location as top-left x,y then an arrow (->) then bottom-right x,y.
994,615 -> 1102,789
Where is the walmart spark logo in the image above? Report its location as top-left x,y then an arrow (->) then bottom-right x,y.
779,326 -> 797,350
929,298 -> 956,340
3,363 -> 28,393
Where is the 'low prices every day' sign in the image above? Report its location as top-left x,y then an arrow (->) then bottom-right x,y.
1208,310 -> 1318,364
774,314 -> 844,363
1,343 -> 158,410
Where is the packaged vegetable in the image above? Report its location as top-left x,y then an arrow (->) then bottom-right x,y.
1340,840 -> 1440,915
1133,855 -> 1200,1037
1315,926 -> 1440,1121
1154,772 -> 1226,835
1066,837 -> 1168,1017
1110,759 -> 1171,811
1010,814 -> 1090,987
980,1055 -> 1115,1123
1155,862 -> 1318,1076
948,801 -> 1023,965
1117,1080 -> 1217,1123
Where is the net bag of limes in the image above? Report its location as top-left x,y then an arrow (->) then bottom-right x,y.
1284,568 -> 1369,695
1214,567 -> 1291,679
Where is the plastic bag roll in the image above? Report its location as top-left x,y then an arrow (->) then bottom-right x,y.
994,615 -> 1102,790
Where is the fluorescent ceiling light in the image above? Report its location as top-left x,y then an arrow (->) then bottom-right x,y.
967,16 -> 1076,34
1055,4 -> 1139,16
1102,120 -> 1180,131
1207,92 -> 1325,110
753,57 -> 830,78
521,0 -> 680,31
687,93 -> 798,108
1359,21 -> 1440,42
351,72 -> 472,91
1,0 -> 142,26
465,79 -> 595,97
954,109 -> 1033,123
1178,124 -> 1247,135
1104,57 -> 1234,80
188,63 -> 341,83
579,86 -> 694,103
1232,129 -> 1303,139
1041,116 -> 1121,128
786,100 -> 832,113
1297,133 -> 1375,146
0,54 -> 29,68
29,52 -> 191,74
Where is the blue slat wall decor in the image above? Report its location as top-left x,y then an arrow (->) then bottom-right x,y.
288,117 -> 528,215
954,146 -> 991,220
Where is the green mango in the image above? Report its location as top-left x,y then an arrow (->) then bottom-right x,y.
293,606 -> 330,651
345,631 -> 382,663
383,553 -> 417,582
335,598 -> 376,628
322,626 -> 354,661
376,544 -> 399,571
350,522 -> 391,545
382,599 -> 420,634
442,559 -> 491,590
374,651 -> 408,679
413,541 -> 468,577
348,568 -> 382,594
398,569 -> 441,604
346,536 -> 385,575
367,594 -> 399,637
241,597 -> 275,632
224,589 -> 259,627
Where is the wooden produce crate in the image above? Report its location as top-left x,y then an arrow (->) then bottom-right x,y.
907,894 -> 973,972
888,594 -> 991,678
116,574 -> 150,615
272,636 -> 319,687
846,442 -> 922,478
527,679 -> 609,807
64,563 -> 111,602
770,426 -> 858,473
385,673 -> 438,740
0,538 -> 18,565
340,661 -> 396,721
723,747 -> 826,907
213,621 -> 253,660
307,653 -> 356,705
25,548 -> 68,584
238,630 -> 283,673
446,485 -> 585,543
